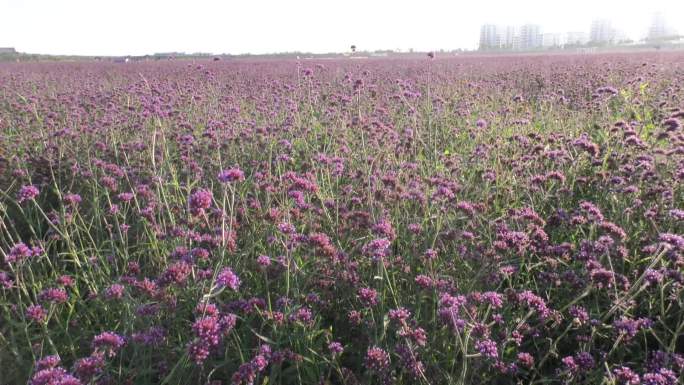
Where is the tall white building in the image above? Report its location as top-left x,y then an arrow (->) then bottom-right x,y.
648,13 -> 677,40
590,19 -> 616,44
520,24 -> 543,50
501,26 -> 518,49
479,24 -> 501,50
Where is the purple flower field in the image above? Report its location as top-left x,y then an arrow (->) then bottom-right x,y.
1,53 -> 683,384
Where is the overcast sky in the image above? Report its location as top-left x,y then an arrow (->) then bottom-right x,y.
1,0 -> 682,55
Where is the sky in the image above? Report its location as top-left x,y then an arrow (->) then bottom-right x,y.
0,0 -> 683,56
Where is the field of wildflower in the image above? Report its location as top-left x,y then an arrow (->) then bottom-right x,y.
1,52 -> 684,385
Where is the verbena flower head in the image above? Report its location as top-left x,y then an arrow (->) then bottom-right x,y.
104,283 -> 125,300
216,267 -> 240,291
39,288 -> 69,304
475,339 -> 498,359
6,242 -> 35,264
364,347 -> 390,372
218,167 -> 245,183
362,238 -> 391,261
18,185 -> 39,203
92,331 -> 125,357
189,189 -> 213,216
63,193 -> 82,206
357,287 -> 379,307
35,355 -> 61,370
26,304 -> 48,323
328,341 -> 343,356
30,367 -> 82,385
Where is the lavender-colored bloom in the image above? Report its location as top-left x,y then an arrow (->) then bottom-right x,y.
30,367 -> 82,385
517,352 -> 535,368
193,316 -> 221,346
218,167 -> 245,183
35,355 -> 61,370
290,306 -> 314,325
574,352 -> 594,370
187,313 -> 236,365
216,267 -> 240,291
474,339 -> 498,359
669,209 -> 684,221
328,341 -> 344,356
73,353 -> 105,380
92,331 -> 125,357
0,271 -> 14,288
644,269 -> 664,285
189,189 -> 213,216
579,201 -> 604,222
362,238 -> 391,261
662,118 -> 681,131
39,288 -> 69,304
104,283 -> 125,300
372,219 -> 396,240
18,185 -> 39,203
590,268 -> 615,289
659,233 -> 684,250
569,306 -> 589,325
613,366 -> 640,384
358,287 -> 379,307
414,274 -> 433,289
256,255 -> 271,267
517,290 -> 550,319
26,304 -> 47,323
642,369 -> 678,385
423,248 -> 438,261
482,292 -> 504,309
388,307 -> 411,322
562,356 -> 578,372
117,192 -> 134,202
6,242 -> 34,263
364,347 -> 390,372
277,222 -> 296,234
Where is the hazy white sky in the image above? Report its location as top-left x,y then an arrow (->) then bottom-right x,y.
0,0 -> 682,55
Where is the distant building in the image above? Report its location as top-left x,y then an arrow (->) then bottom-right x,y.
542,33 -> 564,48
477,23 -> 600,51
614,29 -> 630,44
566,32 -> 589,46
590,19 -> 616,44
501,26 -> 518,49
479,24 -> 501,50
519,24 -> 543,50
647,12 -> 677,41
0,47 -> 16,54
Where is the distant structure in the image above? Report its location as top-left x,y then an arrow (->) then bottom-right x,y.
477,17 -> 646,51
590,19 -> 617,44
479,24 -> 543,51
566,32 -> 589,46
479,24 -> 501,50
647,13 -> 678,41
501,26 -> 518,49
0,47 -> 16,54
542,33 -> 564,48
519,24 -> 543,50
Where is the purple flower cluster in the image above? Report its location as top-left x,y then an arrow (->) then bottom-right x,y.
3,53 -> 684,385
218,167 -> 245,183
